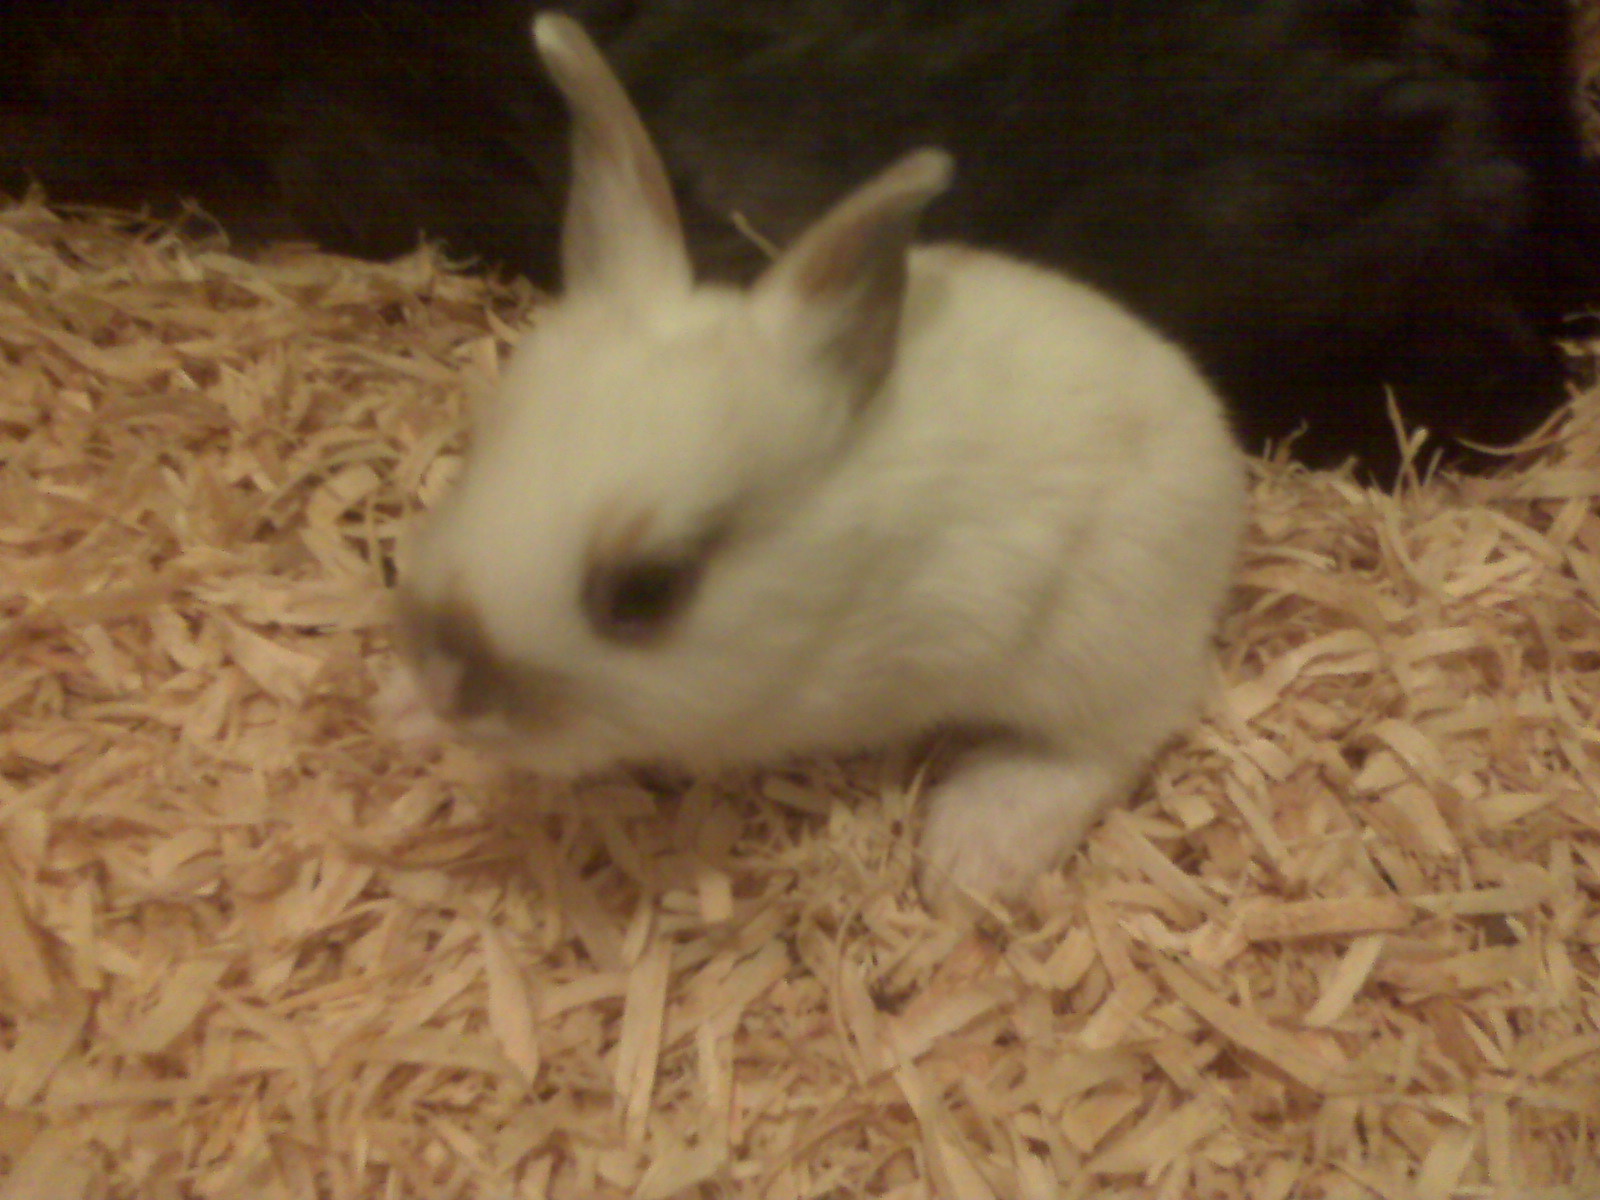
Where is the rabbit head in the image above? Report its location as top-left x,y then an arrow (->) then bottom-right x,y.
395,13 -> 954,777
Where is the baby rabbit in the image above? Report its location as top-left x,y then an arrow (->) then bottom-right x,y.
395,14 -> 1245,909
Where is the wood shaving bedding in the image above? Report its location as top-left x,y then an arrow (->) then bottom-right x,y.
0,196 -> 1596,1198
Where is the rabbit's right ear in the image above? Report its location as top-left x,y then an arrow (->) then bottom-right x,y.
533,13 -> 691,299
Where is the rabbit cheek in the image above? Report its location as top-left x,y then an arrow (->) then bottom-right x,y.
393,591 -> 576,740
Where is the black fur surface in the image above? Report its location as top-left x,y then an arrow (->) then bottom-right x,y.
4,0 -> 1598,476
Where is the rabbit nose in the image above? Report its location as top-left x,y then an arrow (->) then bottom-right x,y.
394,589 -> 576,727
414,649 -> 468,719
422,638 -> 577,727
393,587 -> 488,720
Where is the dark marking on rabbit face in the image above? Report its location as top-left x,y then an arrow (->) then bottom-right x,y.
580,505 -> 725,645
394,586 -> 576,731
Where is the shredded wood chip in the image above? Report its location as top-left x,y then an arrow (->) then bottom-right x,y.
1,193 -> 1597,1197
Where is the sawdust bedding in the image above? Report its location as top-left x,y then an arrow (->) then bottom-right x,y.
0,194 -> 1596,1200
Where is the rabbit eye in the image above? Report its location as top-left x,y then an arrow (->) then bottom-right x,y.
582,554 -> 703,644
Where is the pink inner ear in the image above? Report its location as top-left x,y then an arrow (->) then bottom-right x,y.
629,147 -> 685,251
770,202 -> 919,407
790,205 -> 891,298
804,244 -> 907,400
756,149 -> 952,404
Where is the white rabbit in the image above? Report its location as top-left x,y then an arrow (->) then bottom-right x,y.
395,12 -> 1246,910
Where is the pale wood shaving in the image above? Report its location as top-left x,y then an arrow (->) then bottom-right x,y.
0,195 -> 1597,1196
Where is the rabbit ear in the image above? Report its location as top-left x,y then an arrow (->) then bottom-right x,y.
533,13 -> 691,298
753,149 -> 953,411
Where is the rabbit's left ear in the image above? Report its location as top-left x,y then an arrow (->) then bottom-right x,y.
752,149 -> 953,413
533,13 -> 692,300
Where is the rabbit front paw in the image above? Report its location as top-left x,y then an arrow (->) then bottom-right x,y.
917,747 -> 1128,917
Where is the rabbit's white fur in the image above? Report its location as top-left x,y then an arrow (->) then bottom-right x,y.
399,13 -> 1245,909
